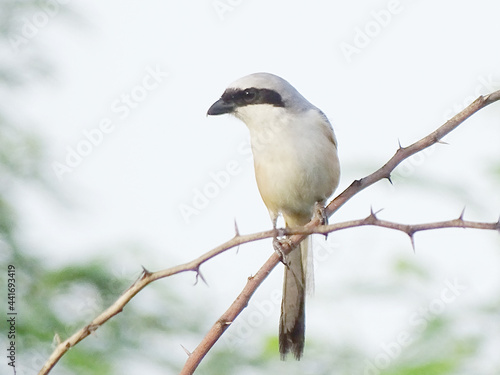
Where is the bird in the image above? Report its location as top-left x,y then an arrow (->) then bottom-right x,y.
207,72 -> 340,360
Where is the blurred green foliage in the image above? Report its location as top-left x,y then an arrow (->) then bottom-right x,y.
0,2 -> 210,374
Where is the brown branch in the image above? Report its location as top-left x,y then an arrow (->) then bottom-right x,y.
286,211 -> 500,239
326,89 -> 500,216
39,216 -> 499,375
179,90 -> 500,374
179,216 -> 499,374
38,90 -> 500,375
38,229 -> 278,375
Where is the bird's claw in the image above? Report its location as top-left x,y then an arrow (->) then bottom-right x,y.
314,202 -> 329,239
273,237 -> 292,268
314,202 -> 328,225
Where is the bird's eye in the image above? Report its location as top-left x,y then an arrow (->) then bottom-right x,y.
243,89 -> 256,102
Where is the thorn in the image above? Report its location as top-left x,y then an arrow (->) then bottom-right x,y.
194,267 -> 208,287
386,175 -> 393,185
234,218 -> 240,237
140,266 -> 152,279
370,207 -> 384,218
397,138 -> 404,150
436,140 -> 449,145
180,344 -> 192,357
458,207 -> 466,223
408,232 -> 416,253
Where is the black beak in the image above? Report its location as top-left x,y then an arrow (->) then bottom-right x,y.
207,98 -> 236,116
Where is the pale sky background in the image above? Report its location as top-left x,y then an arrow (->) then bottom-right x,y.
11,0 -> 500,373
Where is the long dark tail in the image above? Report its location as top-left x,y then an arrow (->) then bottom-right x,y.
279,237 -> 307,360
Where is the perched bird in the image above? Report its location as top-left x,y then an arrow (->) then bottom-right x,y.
207,72 -> 340,360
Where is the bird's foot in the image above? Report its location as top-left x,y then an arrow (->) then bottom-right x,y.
273,237 -> 292,268
314,202 -> 329,239
314,202 -> 328,225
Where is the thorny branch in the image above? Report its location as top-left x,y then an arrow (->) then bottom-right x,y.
39,90 -> 500,375
286,210 -> 500,250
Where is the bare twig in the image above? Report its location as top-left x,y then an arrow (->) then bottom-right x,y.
179,90 -> 500,375
179,217 -> 499,374
38,229 -> 278,375
326,90 -> 500,217
286,211 -> 500,239
38,90 -> 500,375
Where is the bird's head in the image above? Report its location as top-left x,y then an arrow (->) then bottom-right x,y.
207,73 -> 313,123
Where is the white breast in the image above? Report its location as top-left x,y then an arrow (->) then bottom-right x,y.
237,105 -> 340,219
